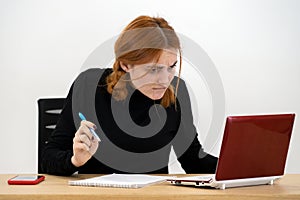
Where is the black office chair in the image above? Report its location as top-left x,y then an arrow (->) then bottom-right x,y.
37,98 -> 65,173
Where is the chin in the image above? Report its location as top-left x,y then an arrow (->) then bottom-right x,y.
148,93 -> 165,100
150,96 -> 163,100
140,89 -> 166,100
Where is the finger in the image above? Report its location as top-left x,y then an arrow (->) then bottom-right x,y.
80,120 -> 97,130
74,142 -> 90,152
74,132 -> 90,146
73,129 -> 84,143
79,134 -> 92,147
91,138 -> 99,145
73,132 -> 85,144
76,124 -> 93,141
80,124 -> 96,141
74,130 -> 92,147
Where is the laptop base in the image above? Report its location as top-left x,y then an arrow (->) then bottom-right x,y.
169,176 -> 282,190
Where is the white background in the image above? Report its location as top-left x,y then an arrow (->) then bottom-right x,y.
0,0 -> 299,174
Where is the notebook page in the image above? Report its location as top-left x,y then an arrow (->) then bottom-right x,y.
68,174 -> 171,188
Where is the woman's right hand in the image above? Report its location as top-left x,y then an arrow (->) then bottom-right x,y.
71,120 -> 100,167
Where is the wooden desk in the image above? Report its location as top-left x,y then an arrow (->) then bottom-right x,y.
0,174 -> 300,200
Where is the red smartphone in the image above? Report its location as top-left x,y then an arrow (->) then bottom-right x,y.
7,175 -> 45,185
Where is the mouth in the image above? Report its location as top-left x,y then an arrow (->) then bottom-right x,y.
152,86 -> 167,91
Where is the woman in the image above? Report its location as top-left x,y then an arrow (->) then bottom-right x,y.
42,15 -> 218,175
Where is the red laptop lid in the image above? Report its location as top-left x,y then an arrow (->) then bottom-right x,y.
215,114 -> 295,181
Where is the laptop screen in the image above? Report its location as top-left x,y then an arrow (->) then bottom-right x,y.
215,114 -> 295,181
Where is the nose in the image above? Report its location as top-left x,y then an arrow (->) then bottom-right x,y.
156,67 -> 170,84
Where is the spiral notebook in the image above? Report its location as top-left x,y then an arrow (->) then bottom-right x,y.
68,174 -> 170,189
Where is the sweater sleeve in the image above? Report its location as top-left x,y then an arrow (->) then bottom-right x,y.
172,79 -> 218,174
41,83 -> 79,175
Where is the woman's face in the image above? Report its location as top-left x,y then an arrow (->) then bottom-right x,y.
121,50 -> 177,100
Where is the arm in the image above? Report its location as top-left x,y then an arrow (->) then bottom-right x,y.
176,136 -> 218,173
41,81 -> 99,175
172,79 -> 218,174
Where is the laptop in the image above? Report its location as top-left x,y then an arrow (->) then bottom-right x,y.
168,113 -> 295,189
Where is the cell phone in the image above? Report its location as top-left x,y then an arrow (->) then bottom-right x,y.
7,175 -> 45,185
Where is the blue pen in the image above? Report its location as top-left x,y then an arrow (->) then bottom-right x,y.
78,112 -> 101,142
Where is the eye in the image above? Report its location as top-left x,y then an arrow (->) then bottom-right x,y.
144,65 -> 157,73
169,64 -> 176,69
150,67 -> 157,73
169,61 -> 177,68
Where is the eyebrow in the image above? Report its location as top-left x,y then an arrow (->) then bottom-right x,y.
146,61 -> 178,69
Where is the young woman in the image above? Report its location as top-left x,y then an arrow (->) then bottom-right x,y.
41,15 -> 218,175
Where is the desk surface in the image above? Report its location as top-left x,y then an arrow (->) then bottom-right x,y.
0,174 -> 300,200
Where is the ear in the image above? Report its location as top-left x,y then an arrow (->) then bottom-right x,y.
120,61 -> 130,72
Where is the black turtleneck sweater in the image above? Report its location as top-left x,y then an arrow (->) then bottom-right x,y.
41,68 -> 218,176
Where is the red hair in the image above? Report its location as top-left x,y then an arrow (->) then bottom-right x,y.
106,16 -> 182,108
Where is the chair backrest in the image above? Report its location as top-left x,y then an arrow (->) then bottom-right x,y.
37,98 -> 65,173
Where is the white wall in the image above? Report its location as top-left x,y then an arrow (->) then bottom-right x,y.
0,0 -> 299,173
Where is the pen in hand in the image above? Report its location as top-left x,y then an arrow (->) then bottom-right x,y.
78,112 -> 101,142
